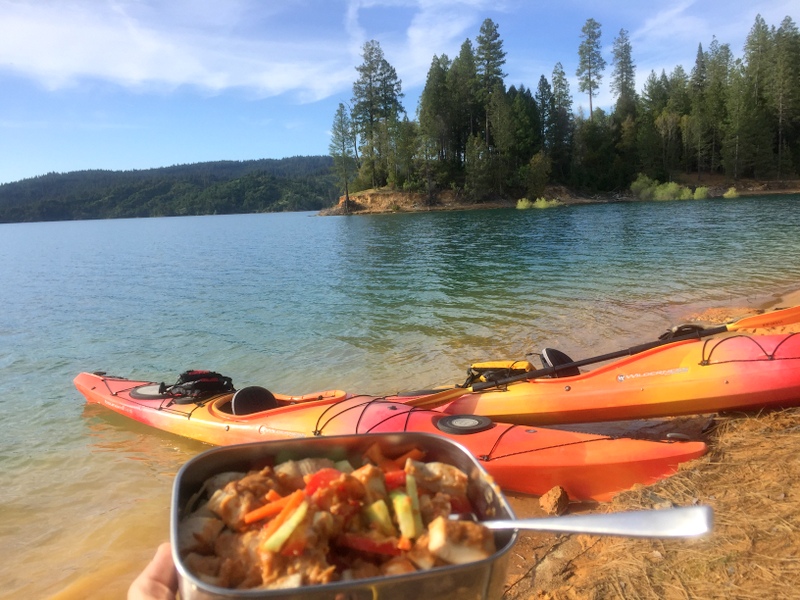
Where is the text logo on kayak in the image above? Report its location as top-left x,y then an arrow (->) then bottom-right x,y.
617,367 -> 688,382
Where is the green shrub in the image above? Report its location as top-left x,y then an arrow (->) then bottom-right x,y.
693,186 -> 709,200
631,173 -> 656,200
517,197 -> 562,209
653,181 -> 684,201
723,187 -> 739,198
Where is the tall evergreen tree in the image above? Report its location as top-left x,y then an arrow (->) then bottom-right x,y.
351,40 -> 404,189
329,103 -> 356,213
705,38 -> 733,173
550,63 -> 574,180
447,39 -> 480,173
418,54 -> 452,162
637,70 -> 669,178
576,18 -> 606,121
611,28 -> 637,118
770,17 -> 800,177
742,15 -> 777,177
475,18 -> 507,146
686,43 -> 710,177
535,75 -> 554,152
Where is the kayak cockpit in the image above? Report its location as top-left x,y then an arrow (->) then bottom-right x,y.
211,387 -> 350,417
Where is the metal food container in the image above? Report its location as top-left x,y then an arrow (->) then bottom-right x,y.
171,432 -> 518,600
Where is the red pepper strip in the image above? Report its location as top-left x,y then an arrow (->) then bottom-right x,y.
449,494 -> 472,515
337,533 -> 402,556
281,535 -> 308,557
305,467 -> 343,496
383,470 -> 406,491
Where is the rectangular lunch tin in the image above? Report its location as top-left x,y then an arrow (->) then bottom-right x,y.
172,432 -> 518,600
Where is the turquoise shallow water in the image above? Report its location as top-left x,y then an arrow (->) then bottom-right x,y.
1,196 -> 799,598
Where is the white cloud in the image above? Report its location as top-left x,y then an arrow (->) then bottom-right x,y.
0,0 -> 356,99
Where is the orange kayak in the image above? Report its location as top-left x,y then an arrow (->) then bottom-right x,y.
413,333 -> 800,425
75,371 -> 706,501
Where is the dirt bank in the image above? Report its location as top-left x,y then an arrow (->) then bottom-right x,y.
318,185 -> 601,216
320,179 -> 800,216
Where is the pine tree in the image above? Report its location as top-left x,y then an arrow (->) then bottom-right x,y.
419,54 -> 452,162
611,28 -> 637,118
447,39 -> 480,172
743,15 -> 777,177
351,40 -> 404,189
576,18 -> 606,121
329,103 -> 357,213
475,18 -> 507,146
550,63 -> 574,181
535,75 -> 554,152
770,17 -> 800,177
705,38 -> 733,173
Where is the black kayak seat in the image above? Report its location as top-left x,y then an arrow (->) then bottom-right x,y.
541,348 -> 581,378
231,386 -> 278,415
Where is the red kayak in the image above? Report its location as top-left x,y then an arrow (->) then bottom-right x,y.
75,371 -> 707,501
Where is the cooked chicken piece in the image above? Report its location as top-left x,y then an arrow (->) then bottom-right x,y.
405,460 -> 468,497
205,471 -> 246,493
182,552 -> 221,585
274,458 -> 336,490
380,556 -> 418,576
418,491 -> 452,525
426,516 -> 495,564
406,533 -> 437,570
341,558 -> 382,581
349,463 -> 387,504
178,515 -> 224,554
206,467 -> 280,529
214,529 -> 264,588
259,544 -> 337,588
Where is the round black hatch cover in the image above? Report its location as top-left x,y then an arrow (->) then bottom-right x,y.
435,414 -> 494,434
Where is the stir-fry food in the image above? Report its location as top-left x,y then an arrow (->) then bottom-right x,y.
178,443 -> 496,590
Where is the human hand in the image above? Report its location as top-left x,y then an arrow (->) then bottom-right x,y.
127,542 -> 178,600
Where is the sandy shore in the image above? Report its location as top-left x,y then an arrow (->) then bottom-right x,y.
502,288 -> 800,599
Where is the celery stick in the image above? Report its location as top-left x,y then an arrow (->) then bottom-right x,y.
263,501 -> 309,552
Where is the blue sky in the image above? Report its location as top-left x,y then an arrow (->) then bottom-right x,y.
0,0 -> 795,185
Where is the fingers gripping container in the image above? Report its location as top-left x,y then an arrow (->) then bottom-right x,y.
172,432 -> 518,600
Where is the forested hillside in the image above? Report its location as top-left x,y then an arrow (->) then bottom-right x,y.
0,156 -> 337,223
330,14 -> 800,203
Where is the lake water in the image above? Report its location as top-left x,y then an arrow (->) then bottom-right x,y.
2,196 -> 800,598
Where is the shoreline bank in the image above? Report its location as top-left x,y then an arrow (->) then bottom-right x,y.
320,180 -> 800,216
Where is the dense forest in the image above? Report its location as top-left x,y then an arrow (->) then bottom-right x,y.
0,156 -> 337,223
330,14 -> 800,205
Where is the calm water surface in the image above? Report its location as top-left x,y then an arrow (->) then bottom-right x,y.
1,196 -> 799,598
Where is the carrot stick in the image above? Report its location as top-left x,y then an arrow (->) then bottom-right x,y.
260,490 -> 305,536
243,490 -> 297,525
394,448 -> 425,468
364,443 -> 397,471
265,489 -> 283,502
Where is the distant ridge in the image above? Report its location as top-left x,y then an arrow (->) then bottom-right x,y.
0,156 -> 337,223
